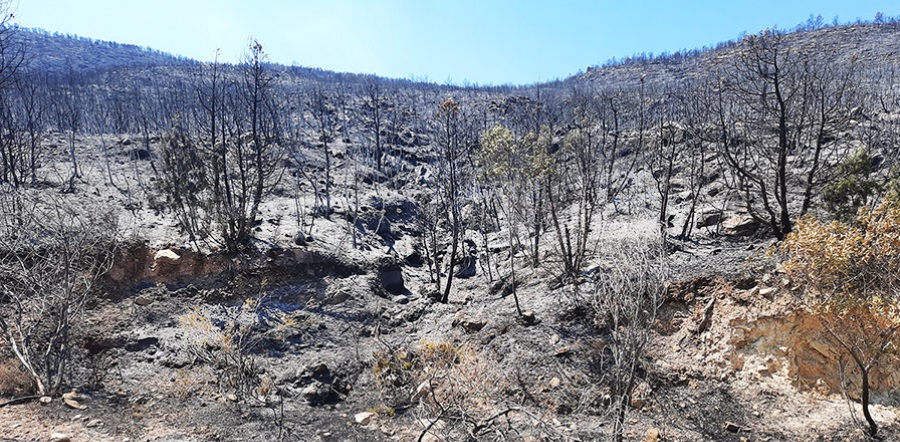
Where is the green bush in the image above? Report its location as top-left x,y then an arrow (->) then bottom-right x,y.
824,149 -> 880,221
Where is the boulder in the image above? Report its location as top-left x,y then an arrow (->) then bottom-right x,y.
722,215 -> 760,236
301,381 -> 330,406
324,289 -> 352,305
133,295 -> 154,306
293,230 -> 307,246
696,211 -> 722,228
130,148 -> 151,160
377,262 -> 405,296
453,312 -> 486,333
367,216 -> 391,237
355,411 -> 376,425
50,433 -> 71,442
154,249 -> 181,265
453,255 -> 476,279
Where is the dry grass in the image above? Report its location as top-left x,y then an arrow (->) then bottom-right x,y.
0,358 -> 34,397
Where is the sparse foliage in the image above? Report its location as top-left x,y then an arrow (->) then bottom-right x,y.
159,41 -> 283,252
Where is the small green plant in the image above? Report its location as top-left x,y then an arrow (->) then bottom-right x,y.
824,149 -> 880,221
366,404 -> 396,417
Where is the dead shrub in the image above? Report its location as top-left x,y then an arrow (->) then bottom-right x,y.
177,293 -> 292,403
373,339 -> 521,440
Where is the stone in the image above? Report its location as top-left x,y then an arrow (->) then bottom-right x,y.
129,148 -> 151,161
293,230 -> 307,246
62,391 -> 87,410
696,211 -> 722,228
133,295 -> 154,306
300,381 -> 331,406
453,255 -> 477,278
549,377 -> 561,389
759,287 -> 776,298
355,411 -> 376,425
644,428 -> 660,442
722,215 -> 760,236
50,433 -> 71,442
554,345 -> 574,357
39,396 -> 52,404
520,311 -> 538,326
367,217 -> 392,237
377,262 -> 405,296
724,421 -> 742,433
453,312 -> 486,333
631,381 -> 652,409
411,381 -> 431,402
86,419 -> 102,428
154,249 -> 181,265
325,289 -> 352,305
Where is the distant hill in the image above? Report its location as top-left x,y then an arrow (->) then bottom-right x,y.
16,27 -> 192,75
577,21 -> 900,88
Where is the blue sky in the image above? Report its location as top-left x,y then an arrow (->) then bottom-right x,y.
12,1 -> 899,85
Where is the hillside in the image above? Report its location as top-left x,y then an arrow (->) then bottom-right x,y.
17,28 -> 191,75
1,20 -> 900,442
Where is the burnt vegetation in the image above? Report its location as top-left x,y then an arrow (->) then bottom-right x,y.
4,8 -> 900,441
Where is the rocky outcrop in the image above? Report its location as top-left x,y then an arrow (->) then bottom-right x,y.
730,309 -> 900,397
105,243 -> 357,290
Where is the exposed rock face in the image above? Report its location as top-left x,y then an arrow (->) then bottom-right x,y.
729,310 -> 900,397
107,244 -> 225,285
106,243 -> 347,289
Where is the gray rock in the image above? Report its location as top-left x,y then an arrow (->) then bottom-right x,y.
293,230 -> 307,246
696,211 -> 722,228
722,215 -> 760,236
324,289 -> 352,305
50,433 -> 71,442
355,411 -> 376,425
154,248 -> 181,265
453,255 -> 476,278
301,381 -> 330,405
377,262 -> 405,296
453,312 -> 486,333
133,295 -> 154,306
